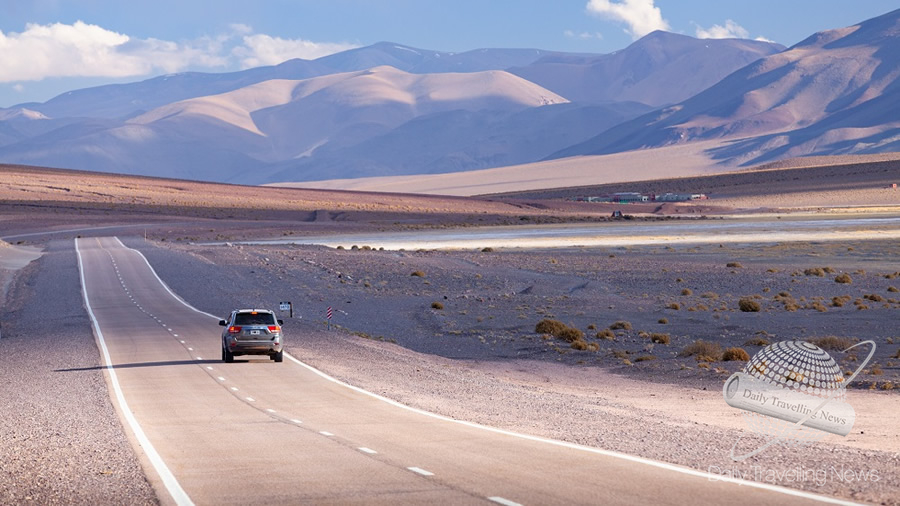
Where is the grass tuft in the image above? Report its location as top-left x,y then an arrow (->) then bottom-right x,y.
430,301 -> 444,310
722,347 -> 750,361
834,273 -> 852,284
535,319 -> 584,342
738,297 -> 761,312
609,320 -> 632,331
411,270 -> 426,277
650,333 -> 670,345
679,340 -> 723,361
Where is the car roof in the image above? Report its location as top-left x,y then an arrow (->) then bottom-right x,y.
234,309 -> 274,314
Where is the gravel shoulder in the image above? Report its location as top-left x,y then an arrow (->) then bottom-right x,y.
0,240 -> 157,505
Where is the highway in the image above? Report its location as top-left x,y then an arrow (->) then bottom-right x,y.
75,236 -> 832,505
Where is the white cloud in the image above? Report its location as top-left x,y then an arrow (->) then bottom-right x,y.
564,30 -> 603,40
0,21 -> 358,83
586,0 -> 669,39
695,19 -> 750,39
233,34 -> 359,68
12,84 -> 24,93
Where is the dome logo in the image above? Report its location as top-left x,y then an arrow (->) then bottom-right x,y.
723,339 -> 875,461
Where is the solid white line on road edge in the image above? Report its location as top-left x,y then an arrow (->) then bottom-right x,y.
75,238 -> 194,506
488,497 -> 522,506
282,354 -> 857,505
115,237 -> 220,320
407,467 -> 434,477
114,236 -> 856,506
319,431 -> 334,437
358,447 -> 377,454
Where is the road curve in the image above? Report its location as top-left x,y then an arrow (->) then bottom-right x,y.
76,236 -> 836,505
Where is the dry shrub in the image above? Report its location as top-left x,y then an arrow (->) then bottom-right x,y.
587,342 -> 600,352
739,298 -> 761,312
535,319 -> 568,335
881,382 -> 895,391
744,337 -> 770,347
864,293 -> 885,302
784,302 -> 799,312
634,355 -> 657,362
430,301 -> 444,310
658,318 -> 668,324
681,288 -> 693,296
807,336 -> 856,351
870,365 -> 883,376
610,320 -> 632,331
808,302 -> 828,312
535,319 -> 583,342
557,327 -> 585,342
722,347 -> 750,362
480,247 -> 494,253
411,270 -> 426,277
680,340 -> 723,361
726,262 -> 743,268
650,333 -> 670,345
571,340 -> 588,351
701,292 -> 719,300
596,329 -> 616,340
611,349 -> 629,359
804,267 -> 826,277
834,273 -> 852,284
666,302 -> 681,310
894,348 -> 900,359
888,286 -> 899,293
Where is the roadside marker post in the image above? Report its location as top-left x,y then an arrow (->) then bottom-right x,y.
326,306 -> 333,330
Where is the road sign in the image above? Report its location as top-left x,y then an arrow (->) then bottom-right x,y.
279,302 -> 291,311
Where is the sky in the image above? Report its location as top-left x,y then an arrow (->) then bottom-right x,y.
0,0 -> 897,107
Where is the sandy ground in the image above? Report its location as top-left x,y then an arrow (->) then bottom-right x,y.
279,141 -> 730,196
2,162 -> 899,504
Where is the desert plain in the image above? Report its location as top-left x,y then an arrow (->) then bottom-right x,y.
1,158 -> 900,505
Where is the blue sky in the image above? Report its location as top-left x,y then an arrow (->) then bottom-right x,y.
0,0 -> 896,107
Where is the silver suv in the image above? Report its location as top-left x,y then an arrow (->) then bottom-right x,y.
219,309 -> 284,363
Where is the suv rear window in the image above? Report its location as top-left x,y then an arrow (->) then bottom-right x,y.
234,312 -> 277,326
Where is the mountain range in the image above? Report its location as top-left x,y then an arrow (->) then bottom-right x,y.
0,8 -> 898,186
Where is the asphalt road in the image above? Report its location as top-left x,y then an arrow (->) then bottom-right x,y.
75,236 -> 834,505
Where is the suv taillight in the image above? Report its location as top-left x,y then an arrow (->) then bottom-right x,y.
268,326 -> 281,332
228,326 -> 242,333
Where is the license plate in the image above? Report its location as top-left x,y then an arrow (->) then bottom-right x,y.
250,330 -> 260,335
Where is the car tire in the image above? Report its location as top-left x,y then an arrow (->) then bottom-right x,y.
224,346 -> 234,363
273,350 -> 283,363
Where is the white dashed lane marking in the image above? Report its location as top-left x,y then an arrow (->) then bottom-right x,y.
319,431 -> 334,437
407,467 -> 434,477
488,497 -> 523,506
358,447 -> 377,455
